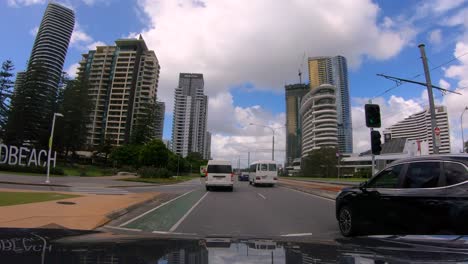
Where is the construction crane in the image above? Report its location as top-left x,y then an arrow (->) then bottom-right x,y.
298,52 -> 306,84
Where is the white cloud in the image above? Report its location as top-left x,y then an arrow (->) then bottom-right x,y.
66,63 -> 80,78
428,29 -> 442,44
207,92 -> 286,165
29,26 -> 39,37
351,96 -> 424,153
439,79 -> 451,89
430,0 -> 467,13
7,0 -> 45,7
86,41 -> 106,50
135,0 -> 415,115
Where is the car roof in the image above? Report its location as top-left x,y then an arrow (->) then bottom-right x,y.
389,154 -> 468,166
207,160 -> 231,165
250,160 -> 276,165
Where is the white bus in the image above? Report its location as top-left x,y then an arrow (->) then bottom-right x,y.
248,160 -> 278,187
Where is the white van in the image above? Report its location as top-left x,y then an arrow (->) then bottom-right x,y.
249,160 -> 278,187
205,160 -> 234,191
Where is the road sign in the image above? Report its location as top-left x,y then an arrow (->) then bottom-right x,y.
434,127 -> 440,136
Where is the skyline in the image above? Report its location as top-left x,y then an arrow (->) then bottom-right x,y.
2,0 -> 468,166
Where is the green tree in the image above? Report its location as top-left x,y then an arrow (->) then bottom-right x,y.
0,60 -> 14,137
110,144 -> 142,167
302,147 -> 338,177
94,137 -> 114,164
139,139 -> 169,167
131,102 -> 157,145
5,63 -> 53,147
54,78 -> 92,157
186,151 -> 207,173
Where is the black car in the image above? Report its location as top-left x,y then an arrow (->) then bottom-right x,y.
336,154 -> 468,237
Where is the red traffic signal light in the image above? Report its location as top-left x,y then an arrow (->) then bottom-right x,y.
365,104 -> 381,128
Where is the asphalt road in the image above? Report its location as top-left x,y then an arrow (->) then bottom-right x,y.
119,180 -> 339,238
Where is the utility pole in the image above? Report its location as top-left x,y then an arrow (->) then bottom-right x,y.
418,44 -> 439,154
247,151 -> 250,167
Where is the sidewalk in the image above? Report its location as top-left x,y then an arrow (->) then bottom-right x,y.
0,188 -> 161,230
278,178 -> 348,200
0,173 -> 150,188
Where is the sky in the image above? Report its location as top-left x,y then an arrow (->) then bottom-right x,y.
1,0 -> 468,167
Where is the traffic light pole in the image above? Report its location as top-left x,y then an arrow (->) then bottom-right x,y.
370,128 -> 376,176
418,44 -> 439,154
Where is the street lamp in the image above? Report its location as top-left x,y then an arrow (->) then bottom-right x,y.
249,123 -> 286,161
46,113 -> 63,184
461,106 -> 468,153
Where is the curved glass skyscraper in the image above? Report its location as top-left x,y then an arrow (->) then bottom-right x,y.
28,2 -> 75,89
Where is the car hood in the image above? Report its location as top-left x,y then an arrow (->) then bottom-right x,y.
1,228 -> 468,263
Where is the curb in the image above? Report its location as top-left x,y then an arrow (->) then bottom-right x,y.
0,180 -> 69,187
278,183 -> 337,200
103,193 -> 163,224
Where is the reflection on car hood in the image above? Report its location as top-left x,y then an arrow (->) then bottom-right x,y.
1,228 -> 468,263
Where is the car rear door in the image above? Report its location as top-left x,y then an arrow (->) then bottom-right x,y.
397,161 -> 445,233
441,161 -> 468,233
207,164 -> 232,184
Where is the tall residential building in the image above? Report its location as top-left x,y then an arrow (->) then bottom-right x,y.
300,84 -> 338,155
307,56 -> 352,153
27,3 -> 75,92
77,36 -> 161,147
285,83 -> 309,166
7,3 -> 74,145
164,140 -> 173,151
383,106 -> 451,154
204,131 -> 211,160
172,73 -> 208,158
155,101 -> 165,140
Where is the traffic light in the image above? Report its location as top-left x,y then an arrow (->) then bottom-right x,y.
371,130 -> 382,155
365,104 -> 381,128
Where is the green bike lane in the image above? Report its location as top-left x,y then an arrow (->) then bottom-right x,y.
121,188 -> 208,232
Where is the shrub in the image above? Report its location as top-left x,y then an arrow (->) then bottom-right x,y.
138,167 -> 172,178
0,164 -> 64,175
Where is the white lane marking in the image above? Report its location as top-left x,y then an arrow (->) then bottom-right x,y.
104,225 -> 142,232
281,232 -> 313,237
279,186 -> 336,202
257,193 -> 266,199
169,191 -> 209,232
152,231 -> 197,235
119,189 -> 197,227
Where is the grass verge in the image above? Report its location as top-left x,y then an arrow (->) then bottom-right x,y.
59,165 -> 115,177
0,192 -> 80,207
121,176 -> 198,184
0,171 -> 64,177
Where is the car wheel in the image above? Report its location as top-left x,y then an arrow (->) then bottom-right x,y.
338,205 -> 359,237
228,186 -> 233,192
206,186 -> 210,191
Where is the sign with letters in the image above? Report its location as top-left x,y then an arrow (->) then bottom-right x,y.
0,144 -> 57,168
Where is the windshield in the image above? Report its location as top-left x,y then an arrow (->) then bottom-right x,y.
1,1 -> 468,261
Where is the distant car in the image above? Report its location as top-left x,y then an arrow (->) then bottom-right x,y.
238,173 -> 249,181
205,160 -> 234,191
336,154 -> 468,237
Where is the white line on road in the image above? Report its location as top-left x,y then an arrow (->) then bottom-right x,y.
257,193 -> 266,199
119,189 -> 197,227
104,225 -> 142,232
281,232 -> 313,237
279,186 -> 336,202
169,191 -> 209,232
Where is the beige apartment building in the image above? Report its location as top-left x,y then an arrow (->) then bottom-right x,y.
77,36 -> 161,148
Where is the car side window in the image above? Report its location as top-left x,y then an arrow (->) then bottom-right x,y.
367,164 -> 403,188
444,162 -> 468,186
403,162 -> 441,188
